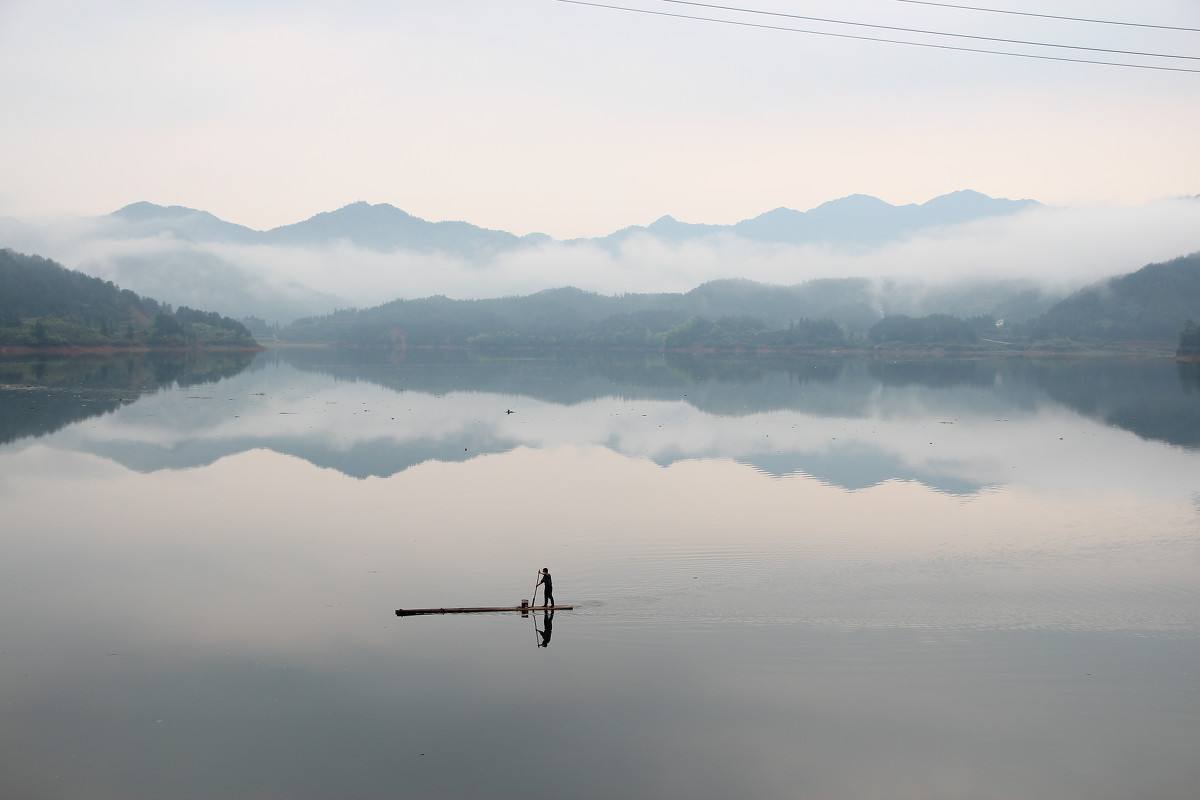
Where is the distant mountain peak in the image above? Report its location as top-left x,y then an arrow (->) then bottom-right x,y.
112,201 -> 209,220
113,200 -> 163,215
102,188 -> 1041,255
817,193 -> 891,208
313,201 -> 416,219
106,201 -> 257,243
262,200 -> 519,254
923,188 -> 1038,209
752,207 -> 800,220
929,188 -> 989,201
646,214 -> 701,234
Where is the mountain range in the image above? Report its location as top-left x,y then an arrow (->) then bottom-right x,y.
280,252 -> 1200,348
103,189 -> 1037,255
4,243 -> 1197,357
595,191 -> 1039,250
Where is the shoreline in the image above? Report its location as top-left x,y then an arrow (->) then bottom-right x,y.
0,344 -> 264,357
2,341 -> 1187,361
262,341 -> 1180,360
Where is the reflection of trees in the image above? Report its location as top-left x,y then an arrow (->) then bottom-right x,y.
280,349 -> 1200,450
0,351 -> 256,446
13,348 -> 1195,467
866,359 -> 996,388
278,348 -> 870,417
1180,363 -> 1200,394
278,349 -> 1048,419
1027,360 -> 1200,449
664,354 -> 845,386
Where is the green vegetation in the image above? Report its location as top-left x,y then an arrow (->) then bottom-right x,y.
286,291 -> 856,351
280,250 -> 1199,353
240,315 -> 281,340
867,314 -> 990,346
1033,253 -> 1200,342
0,249 -> 257,348
663,316 -> 847,349
280,281 -> 895,350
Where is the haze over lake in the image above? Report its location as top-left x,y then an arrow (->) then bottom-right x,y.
2,351 -> 1197,799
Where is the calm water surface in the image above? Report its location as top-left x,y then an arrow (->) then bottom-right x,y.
2,351 -> 1198,799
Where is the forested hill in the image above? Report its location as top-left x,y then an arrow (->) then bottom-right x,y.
280,278 -> 1054,348
0,249 -> 257,348
279,251 -> 1199,350
1034,252 -> 1200,342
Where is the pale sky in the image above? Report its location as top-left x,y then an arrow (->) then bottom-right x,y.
1,0 -> 1198,238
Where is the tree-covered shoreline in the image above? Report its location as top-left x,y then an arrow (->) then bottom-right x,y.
0,249 -> 258,350
278,253 -> 1199,355
5,244 -> 1195,358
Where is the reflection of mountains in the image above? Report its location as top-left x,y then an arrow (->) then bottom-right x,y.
734,444 -> 985,495
7,351 -> 1198,491
275,349 -> 1042,419
276,350 -> 1200,450
84,426 -> 521,479
0,352 -> 258,447
1028,361 -> 1200,449
82,424 -> 986,495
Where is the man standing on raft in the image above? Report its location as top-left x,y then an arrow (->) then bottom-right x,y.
536,567 -> 554,608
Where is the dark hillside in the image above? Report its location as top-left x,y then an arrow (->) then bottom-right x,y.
1033,253 -> 1200,342
0,249 -> 256,348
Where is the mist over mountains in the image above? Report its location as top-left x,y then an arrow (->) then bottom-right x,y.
279,252 -> 1200,350
108,189 -> 1037,255
2,191 -> 1199,326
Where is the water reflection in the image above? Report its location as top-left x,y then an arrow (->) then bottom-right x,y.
3,350 -> 1197,498
2,352 -> 1198,799
536,610 -> 554,648
1029,359 -> 1200,448
0,351 -> 257,446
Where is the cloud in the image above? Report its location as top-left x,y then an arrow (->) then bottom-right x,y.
4,199 -> 1199,321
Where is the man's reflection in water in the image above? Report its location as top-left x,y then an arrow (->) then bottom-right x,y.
536,609 -> 554,648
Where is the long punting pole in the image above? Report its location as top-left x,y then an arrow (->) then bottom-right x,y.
395,605 -> 575,617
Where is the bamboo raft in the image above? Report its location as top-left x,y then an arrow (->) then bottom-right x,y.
395,604 -> 574,617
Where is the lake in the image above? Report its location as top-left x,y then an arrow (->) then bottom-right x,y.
2,350 -> 1198,799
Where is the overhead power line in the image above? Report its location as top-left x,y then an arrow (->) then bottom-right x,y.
893,0 -> 1200,33
554,0 -> 1200,73
656,0 -> 1200,61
